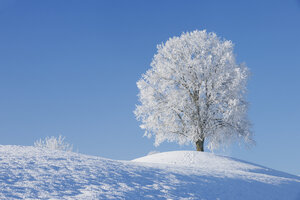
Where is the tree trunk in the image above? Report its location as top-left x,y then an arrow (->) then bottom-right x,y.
196,139 -> 204,151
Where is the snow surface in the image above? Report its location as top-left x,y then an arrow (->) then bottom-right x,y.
0,145 -> 299,199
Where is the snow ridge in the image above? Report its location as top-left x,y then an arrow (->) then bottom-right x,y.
0,145 -> 299,199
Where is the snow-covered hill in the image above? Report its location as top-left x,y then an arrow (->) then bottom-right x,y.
0,145 -> 299,199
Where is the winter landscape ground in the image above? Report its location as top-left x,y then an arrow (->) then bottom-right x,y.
0,145 -> 299,199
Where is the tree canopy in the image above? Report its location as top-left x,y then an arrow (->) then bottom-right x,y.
134,30 -> 253,151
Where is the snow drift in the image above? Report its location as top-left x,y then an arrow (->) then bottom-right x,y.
0,145 -> 299,199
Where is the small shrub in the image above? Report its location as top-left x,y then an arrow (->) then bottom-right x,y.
147,151 -> 160,156
34,135 -> 73,152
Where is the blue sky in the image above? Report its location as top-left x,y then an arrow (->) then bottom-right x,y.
0,0 -> 299,175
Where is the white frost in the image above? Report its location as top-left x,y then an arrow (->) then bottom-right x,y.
134,30 -> 253,150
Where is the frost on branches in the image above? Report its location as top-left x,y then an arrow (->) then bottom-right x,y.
34,135 -> 73,152
134,30 -> 253,151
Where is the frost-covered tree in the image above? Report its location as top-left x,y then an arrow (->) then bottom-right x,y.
34,135 -> 73,152
134,30 -> 253,151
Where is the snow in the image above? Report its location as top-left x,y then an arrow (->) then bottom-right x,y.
1,145 -> 299,199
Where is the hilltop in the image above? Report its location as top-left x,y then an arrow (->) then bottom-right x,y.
0,145 -> 299,199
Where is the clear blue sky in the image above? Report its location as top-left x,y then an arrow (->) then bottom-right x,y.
0,0 -> 299,175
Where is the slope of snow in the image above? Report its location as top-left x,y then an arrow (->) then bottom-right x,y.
0,145 -> 299,199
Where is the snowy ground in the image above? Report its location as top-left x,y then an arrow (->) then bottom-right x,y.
0,145 -> 299,199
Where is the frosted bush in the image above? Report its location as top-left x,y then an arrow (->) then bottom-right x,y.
147,151 -> 160,155
34,135 -> 73,152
